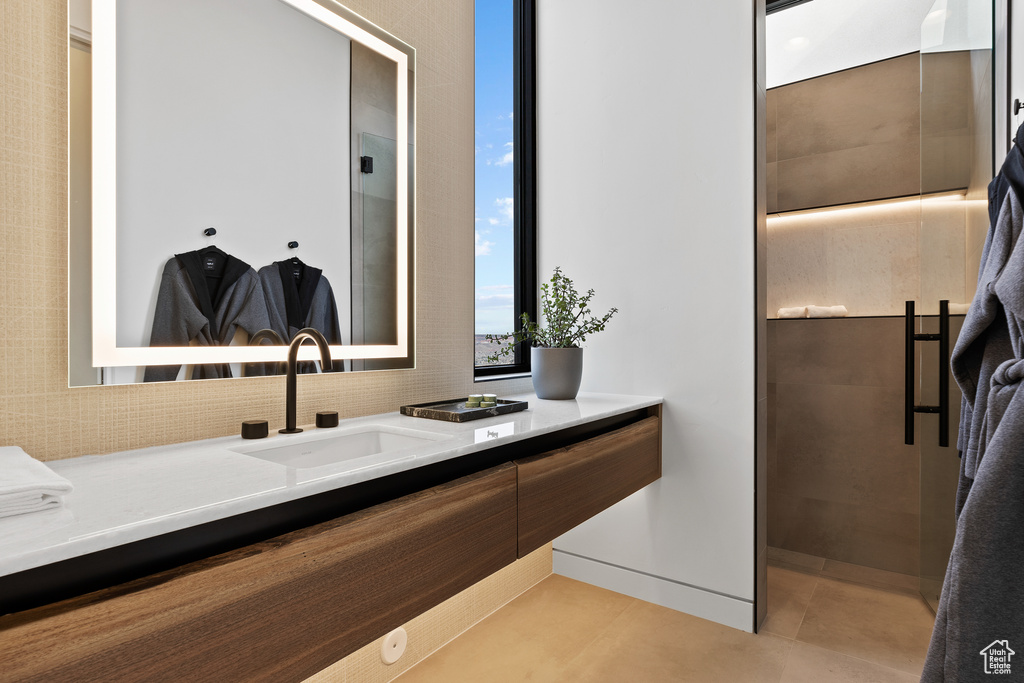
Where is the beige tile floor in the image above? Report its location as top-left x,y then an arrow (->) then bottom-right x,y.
394,566 -> 935,682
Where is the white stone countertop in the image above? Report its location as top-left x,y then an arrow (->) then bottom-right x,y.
0,392 -> 661,578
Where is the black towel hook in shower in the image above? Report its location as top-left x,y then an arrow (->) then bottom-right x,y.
288,241 -> 299,249
203,227 -> 217,237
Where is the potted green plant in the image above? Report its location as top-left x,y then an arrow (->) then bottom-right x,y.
486,267 -> 617,399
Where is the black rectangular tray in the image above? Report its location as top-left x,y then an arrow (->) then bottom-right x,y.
400,398 -> 528,422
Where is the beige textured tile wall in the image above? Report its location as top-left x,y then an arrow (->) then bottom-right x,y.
305,544 -> 553,683
0,0 -> 532,462
767,196 -> 969,318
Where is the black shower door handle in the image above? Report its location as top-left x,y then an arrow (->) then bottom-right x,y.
904,300 -> 949,446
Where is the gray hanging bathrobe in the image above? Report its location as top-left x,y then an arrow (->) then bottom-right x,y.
143,250 -> 271,382
257,259 -> 344,373
921,174 -> 1024,681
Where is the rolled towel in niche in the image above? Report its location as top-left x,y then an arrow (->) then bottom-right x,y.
949,303 -> 970,315
0,447 -> 74,519
807,305 -> 848,318
777,306 -> 808,319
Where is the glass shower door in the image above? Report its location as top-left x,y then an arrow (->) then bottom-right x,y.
916,0 -> 994,612
355,132 -> 398,348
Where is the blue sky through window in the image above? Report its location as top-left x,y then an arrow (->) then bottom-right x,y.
474,1 -> 515,336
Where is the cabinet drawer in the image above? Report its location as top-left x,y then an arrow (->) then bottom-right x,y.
0,463 -> 518,683
515,413 -> 661,557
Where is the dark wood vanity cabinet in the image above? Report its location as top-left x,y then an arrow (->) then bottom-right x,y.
0,465 -> 519,683
516,414 -> 662,557
0,408 -> 661,682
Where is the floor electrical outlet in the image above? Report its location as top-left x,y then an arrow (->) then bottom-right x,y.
380,627 -> 408,664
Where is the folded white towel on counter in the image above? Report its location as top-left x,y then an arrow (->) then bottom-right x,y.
777,306 -> 808,319
807,305 -> 848,318
949,302 -> 970,315
0,447 -> 73,519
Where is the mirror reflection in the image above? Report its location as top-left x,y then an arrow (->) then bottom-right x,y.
68,0 -> 414,386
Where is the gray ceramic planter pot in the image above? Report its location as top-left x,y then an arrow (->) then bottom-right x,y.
531,346 -> 583,400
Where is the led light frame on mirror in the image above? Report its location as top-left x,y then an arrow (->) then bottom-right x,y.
90,0 -> 410,367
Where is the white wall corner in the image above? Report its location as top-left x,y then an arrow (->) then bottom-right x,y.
537,0 -> 758,629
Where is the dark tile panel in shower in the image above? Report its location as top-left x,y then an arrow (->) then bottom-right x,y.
776,141 -> 921,211
774,383 -> 919,513
775,53 -> 920,161
771,493 -> 920,576
921,50 -> 973,195
768,315 -> 964,577
772,53 -> 920,212
772,317 -> 905,388
766,50 -> 973,212
768,316 -> 921,575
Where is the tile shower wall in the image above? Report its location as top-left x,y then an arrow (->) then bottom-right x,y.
769,53 -> 922,213
1,0 -> 538,678
767,51 -> 974,213
767,196 -> 970,318
768,317 -> 921,575
766,49 -> 988,319
768,316 -> 964,577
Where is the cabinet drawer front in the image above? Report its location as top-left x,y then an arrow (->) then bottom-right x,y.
515,414 -> 661,557
0,464 -> 518,683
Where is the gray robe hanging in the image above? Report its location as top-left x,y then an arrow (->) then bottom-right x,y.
922,172 -> 1024,681
143,250 -> 271,382
257,260 -> 344,373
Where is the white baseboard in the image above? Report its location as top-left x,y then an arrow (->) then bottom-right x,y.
553,549 -> 754,633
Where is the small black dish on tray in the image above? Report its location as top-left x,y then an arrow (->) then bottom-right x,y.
400,398 -> 529,422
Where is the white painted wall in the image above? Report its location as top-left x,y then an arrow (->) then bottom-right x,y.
768,0 -> 935,87
113,0 -> 351,349
538,0 -> 757,631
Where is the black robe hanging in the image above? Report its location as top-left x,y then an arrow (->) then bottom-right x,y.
257,259 -> 344,373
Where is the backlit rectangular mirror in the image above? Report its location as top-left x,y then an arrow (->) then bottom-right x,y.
68,0 -> 415,386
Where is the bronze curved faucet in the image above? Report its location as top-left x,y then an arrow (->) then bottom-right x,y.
248,328 -> 288,375
249,328 -> 286,346
280,328 -> 333,434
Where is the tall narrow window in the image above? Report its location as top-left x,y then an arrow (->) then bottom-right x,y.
474,0 -> 536,378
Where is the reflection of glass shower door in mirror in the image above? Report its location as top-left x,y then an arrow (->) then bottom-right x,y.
353,133 -> 398,348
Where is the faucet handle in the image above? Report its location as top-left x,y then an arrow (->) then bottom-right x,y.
316,412 -> 339,428
241,420 -> 269,439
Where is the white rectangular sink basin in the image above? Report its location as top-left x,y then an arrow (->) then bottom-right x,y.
232,425 -> 446,469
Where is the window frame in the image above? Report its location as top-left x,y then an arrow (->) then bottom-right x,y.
474,0 -> 538,380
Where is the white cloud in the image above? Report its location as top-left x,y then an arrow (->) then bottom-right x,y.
475,286 -> 516,334
475,292 -> 514,309
509,111 -> 514,121
496,196 -> 514,223
488,217 -> 499,226
475,231 -> 494,256
494,141 -> 514,167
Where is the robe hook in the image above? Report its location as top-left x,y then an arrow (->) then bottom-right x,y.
288,241 -> 299,249
204,227 -> 217,237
